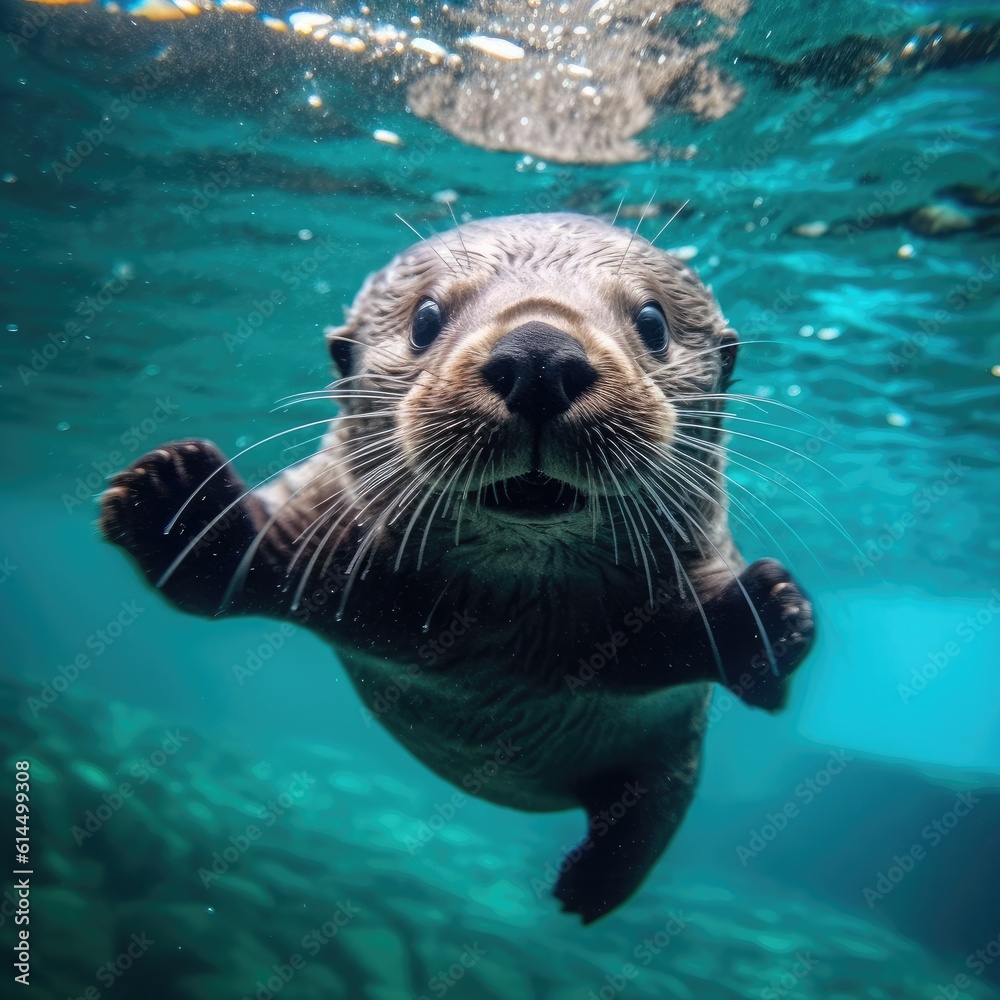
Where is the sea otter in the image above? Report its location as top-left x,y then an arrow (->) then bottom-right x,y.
99,213 -> 815,922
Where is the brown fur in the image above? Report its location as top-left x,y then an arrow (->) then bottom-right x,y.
100,213 -> 814,922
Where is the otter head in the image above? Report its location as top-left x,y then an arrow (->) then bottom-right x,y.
324,213 -> 737,570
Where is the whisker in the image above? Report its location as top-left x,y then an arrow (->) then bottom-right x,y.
164,419 -> 335,534
610,193 -> 625,228
156,442 -> 341,589
417,452 -> 473,569
394,213 -> 458,275
219,458 -> 344,610
673,424 -> 843,483
394,441 -> 468,571
445,200 -> 473,274
673,392 -> 822,423
672,407 -> 834,444
648,199 -> 690,248
628,488 -> 724,680
616,186 -> 658,275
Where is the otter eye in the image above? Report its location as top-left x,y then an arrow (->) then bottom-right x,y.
634,302 -> 670,354
410,299 -> 443,350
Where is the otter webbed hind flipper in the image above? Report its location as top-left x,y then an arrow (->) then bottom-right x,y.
553,760 -> 699,924
99,439 -> 282,617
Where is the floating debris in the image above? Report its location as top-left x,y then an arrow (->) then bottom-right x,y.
817,326 -> 841,340
897,243 -> 916,258
411,37 -> 448,63
329,34 -> 366,53
289,11 -> 332,34
793,220 -> 829,238
461,35 -> 525,61
373,129 -> 403,146
886,411 -> 911,427
128,0 -> 187,22
909,204 -> 973,235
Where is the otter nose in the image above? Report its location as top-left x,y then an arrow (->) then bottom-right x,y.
481,321 -> 598,424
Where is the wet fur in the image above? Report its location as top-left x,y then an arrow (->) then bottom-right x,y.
100,214 -> 815,922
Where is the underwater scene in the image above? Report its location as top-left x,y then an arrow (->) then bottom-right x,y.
1,0 -> 999,997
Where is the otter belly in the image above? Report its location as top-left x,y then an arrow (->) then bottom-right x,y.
340,646 -> 712,813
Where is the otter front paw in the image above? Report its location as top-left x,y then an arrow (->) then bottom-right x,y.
100,439 -> 262,614
722,558 -> 815,712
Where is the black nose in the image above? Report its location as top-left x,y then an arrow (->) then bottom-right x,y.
480,321 -> 598,424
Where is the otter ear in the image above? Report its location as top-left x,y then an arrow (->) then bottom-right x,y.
719,327 -> 739,390
325,324 -> 355,378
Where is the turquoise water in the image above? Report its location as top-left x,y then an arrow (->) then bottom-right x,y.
1,0 -> 999,997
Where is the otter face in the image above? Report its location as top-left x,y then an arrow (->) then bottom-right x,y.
325,213 -> 737,554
